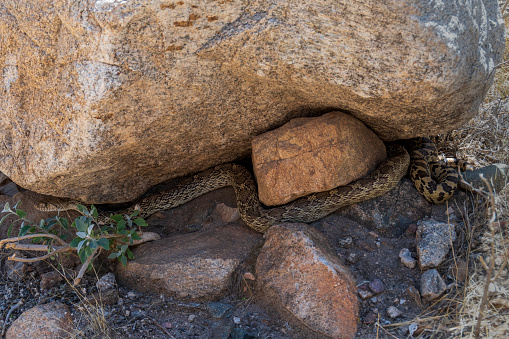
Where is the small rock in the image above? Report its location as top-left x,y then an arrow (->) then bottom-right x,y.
207,302 -> 232,319
416,219 -> 457,270
5,302 -> 72,339
421,269 -> 446,301
127,291 -> 137,298
6,261 -> 25,282
406,223 -> 418,235
363,312 -> 377,324
460,163 -> 509,192
40,271 -> 63,291
0,182 -> 19,197
386,306 -> 402,318
96,272 -> 116,291
370,297 -> 378,303
369,279 -> 385,294
233,316 -> 241,325
188,314 -> 196,322
346,253 -> 358,264
399,248 -> 417,268
338,236 -> 353,247
215,203 -> 240,223
163,322 -> 172,329
358,288 -> 374,300
407,285 -> 422,304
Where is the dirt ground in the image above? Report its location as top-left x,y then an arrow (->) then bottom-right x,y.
0,172 -> 474,339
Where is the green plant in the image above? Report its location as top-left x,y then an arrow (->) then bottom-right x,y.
0,202 -> 150,284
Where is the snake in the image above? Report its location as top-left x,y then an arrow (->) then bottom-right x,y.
35,138 -> 470,233
407,137 -> 473,204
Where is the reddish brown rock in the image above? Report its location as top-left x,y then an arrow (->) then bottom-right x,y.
252,112 -> 386,206
5,302 -> 72,339
116,225 -> 261,300
256,223 -> 358,339
215,203 -> 240,223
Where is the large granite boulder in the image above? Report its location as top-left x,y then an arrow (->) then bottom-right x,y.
0,0 -> 504,203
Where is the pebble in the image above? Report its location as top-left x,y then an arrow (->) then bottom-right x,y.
96,272 -> 116,291
163,322 -> 172,329
233,316 -> 241,324
421,269 -> 446,300
369,279 -> 385,294
399,248 -> 417,268
127,291 -> 137,298
386,306 -> 402,318
407,285 -> 421,304
363,312 -> 377,324
207,302 -> 232,319
188,314 -> 196,322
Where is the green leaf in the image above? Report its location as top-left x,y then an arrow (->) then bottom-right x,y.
60,218 -> 69,229
110,214 -> 124,223
89,240 -> 98,249
87,224 -> 94,235
107,252 -> 119,259
77,239 -> 87,253
120,244 -> 128,252
18,224 -> 31,236
134,218 -> 148,227
75,218 -> 87,233
131,232 -> 142,241
126,248 -> 134,259
15,209 -> 27,219
77,204 -> 88,214
7,223 -> 14,237
97,238 -> 110,250
0,214 -> 11,227
79,249 -> 88,263
120,255 -> 127,267
69,237 -> 82,248
116,220 -> 126,232
2,202 -> 10,213
130,210 -> 140,217
76,231 -> 87,238
91,205 -> 98,219
39,219 -> 45,228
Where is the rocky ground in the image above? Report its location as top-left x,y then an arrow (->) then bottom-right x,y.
0,172 -> 478,338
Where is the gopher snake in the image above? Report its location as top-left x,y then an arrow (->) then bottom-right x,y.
36,143 -> 410,233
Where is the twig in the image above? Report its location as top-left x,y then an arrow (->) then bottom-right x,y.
473,175 -> 497,338
74,247 -> 99,286
0,233 -> 67,247
1,299 -> 24,336
148,316 -> 175,339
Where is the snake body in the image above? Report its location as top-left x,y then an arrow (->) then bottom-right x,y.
36,143 -> 410,233
407,138 -> 473,204
36,138 -> 472,232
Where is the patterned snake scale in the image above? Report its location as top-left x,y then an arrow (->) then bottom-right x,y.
36,139 -> 470,233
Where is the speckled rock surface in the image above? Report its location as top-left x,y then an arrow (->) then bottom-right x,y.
0,0 -> 504,203
252,112 -> 386,206
116,224 -> 261,301
5,302 -> 72,339
256,223 -> 358,339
